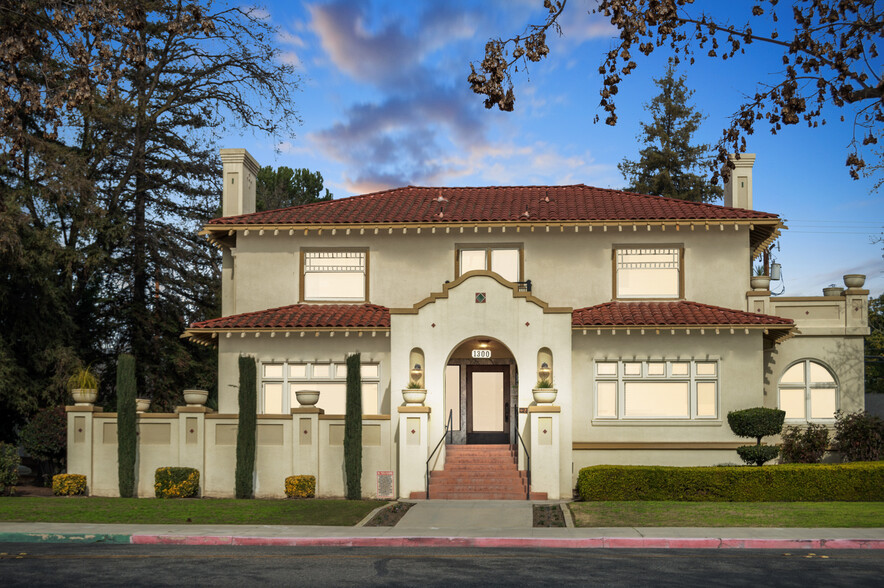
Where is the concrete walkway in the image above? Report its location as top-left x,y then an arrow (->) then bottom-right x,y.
0,500 -> 882,549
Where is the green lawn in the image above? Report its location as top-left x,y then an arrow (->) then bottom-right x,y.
569,501 -> 884,528
0,497 -> 386,526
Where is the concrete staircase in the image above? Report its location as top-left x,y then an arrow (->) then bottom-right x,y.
410,444 -> 547,500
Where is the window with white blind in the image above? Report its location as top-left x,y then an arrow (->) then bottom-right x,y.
302,249 -> 367,302
778,360 -> 838,421
457,246 -> 521,282
594,359 -> 718,420
260,361 -> 381,415
614,247 -> 682,299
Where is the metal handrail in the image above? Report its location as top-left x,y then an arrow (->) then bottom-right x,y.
515,427 -> 531,500
425,409 -> 453,500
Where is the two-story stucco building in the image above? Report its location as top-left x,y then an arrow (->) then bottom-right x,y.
66,148 -> 870,499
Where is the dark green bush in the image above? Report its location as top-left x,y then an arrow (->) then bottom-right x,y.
576,462 -> 884,502
727,407 -> 785,443
781,424 -> 830,463
117,354 -> 137,498
235,356 -> 257,499
20,406 -> 67,485
736,445 -> 780,466
155,467 -> 200,498
833,410 -> 884,462
344,353 -> 362,500
0,442 -> 20,495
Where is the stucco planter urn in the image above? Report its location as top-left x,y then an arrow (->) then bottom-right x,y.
823,286 -> 845,297
402,388 -> 427,405
135,398 -> 151,413
750,275 -> 771,290
295,390 -> 320,406
71,388 -> 98,406
843,274 -> 866,288
532,388 -> 558,404
183,389 -> 209,407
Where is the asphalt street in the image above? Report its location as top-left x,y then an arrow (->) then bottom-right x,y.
2,543 -> 882,587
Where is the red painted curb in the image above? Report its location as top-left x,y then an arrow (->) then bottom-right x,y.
129,535 -> 884,549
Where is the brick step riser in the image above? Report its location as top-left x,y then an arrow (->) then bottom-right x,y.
445,449 -> 516,456
409,491 -> 548,500
430,471 -> 527,480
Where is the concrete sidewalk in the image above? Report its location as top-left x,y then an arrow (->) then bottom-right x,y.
0,500 -> 881,549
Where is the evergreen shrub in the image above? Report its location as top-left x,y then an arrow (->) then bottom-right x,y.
344,353 -> 362,500
576,462 -> 884,502
285,475 -> 316,498
235,355 -> 257,499
781,424 -> 829,463
727,407 -> 785,466
155,467 -> 200,498
0,442 -> 20,495
117,354 -> 137,498
20,406 -> 67,484
833,410 -> 884,462
52,474 -> 87,496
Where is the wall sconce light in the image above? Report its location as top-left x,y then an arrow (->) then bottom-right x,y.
538,362 -> 551,382
410,363 -> 423,383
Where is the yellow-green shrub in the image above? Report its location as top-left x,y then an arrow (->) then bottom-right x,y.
154,467 -> 200,498
52,474 -> 87,496
576,462 -> 884,502
285,475 -> 316,498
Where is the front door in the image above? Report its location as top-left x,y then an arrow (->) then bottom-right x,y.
466,365 -> 509,444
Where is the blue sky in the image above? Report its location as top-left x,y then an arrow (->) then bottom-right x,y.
231,0 -> 883,297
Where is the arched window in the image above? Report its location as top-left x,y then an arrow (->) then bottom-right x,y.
778,360 -> 838,421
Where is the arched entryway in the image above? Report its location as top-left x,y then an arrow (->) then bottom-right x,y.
444,337 -> 518,445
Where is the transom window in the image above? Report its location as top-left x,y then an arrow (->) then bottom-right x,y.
595,359 -> 718,420
261,361 -> 380,415
615,247 -> 682,299
778,359 -> 838,421
302,249 -> 367,302
457,246 -> 521,282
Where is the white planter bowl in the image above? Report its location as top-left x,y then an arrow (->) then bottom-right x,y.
135,398 -> 151,413
183,389 -> 208,406
532,388 -> 558,404
750,276 -> 771,290
402,389 -> 427,405
823,286 -> 845,297
295,390 -> 320,406
843,274 -> 866,288
71,388 -> 98,406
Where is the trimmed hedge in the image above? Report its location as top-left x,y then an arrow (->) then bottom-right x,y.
155,467 -> 200,498
285,475 -> 316,498
0,442 -> 20,495
576,462 -> 884,502
53,474 -> 87,496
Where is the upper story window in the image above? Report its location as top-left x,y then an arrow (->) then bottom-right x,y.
301,249 -> 367,302
779,359 -> 838,421
614,247 -> 682,299
457,245 -> 521,282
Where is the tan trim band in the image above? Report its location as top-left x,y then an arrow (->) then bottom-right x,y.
573,442 -> 743,450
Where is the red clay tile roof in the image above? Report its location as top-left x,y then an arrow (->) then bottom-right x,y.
208,185 -> 779,225
572,301 -> 794,327
189,304 -> 390,330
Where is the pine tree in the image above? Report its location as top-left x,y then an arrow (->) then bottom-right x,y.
344,353 -> 362,500
256,166 -> 333,212
116,353 -> 136,498
235,355 -> 257,499
618,65 -> 723,203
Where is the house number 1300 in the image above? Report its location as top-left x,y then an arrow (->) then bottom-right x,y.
471,349 -> 491,359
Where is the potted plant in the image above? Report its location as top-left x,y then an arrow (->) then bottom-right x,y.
823,283 -> 845,297
402,380 -> 427,405
532,378 -> 557,404
750,264 -> 770,290
68,365 -> 99,405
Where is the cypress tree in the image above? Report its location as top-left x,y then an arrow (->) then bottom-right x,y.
116,353 -> 136,498
344,353 -> 362,500
235,355 -> 257,499
618,64 -> 723,202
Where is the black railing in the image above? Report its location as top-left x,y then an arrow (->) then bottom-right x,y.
425,409 -> 453,499
515,427 -> 531,500
516,279 -> 532,293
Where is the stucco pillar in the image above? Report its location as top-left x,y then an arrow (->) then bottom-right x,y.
175,406 -> 209,495
292,407 -> 322,479
844,287 -> 870,335
66,405 -> 101,495
529,406 -> 560,499
397,406 -> 430,499
747,290 -> 771,315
